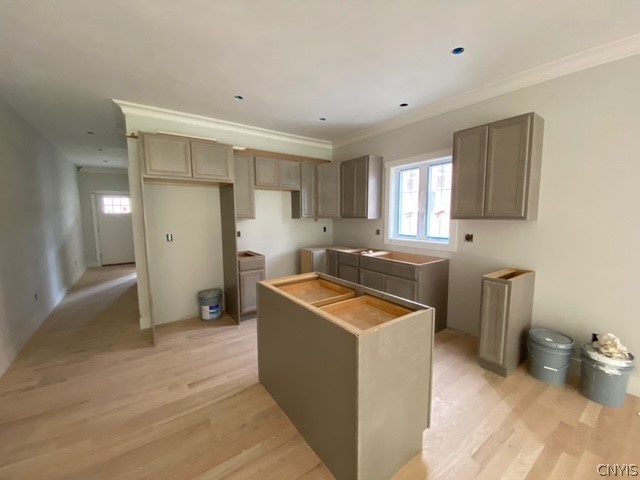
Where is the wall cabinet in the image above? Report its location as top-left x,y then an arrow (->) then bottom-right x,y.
451,112 -> 543,220
478,268 -> 535,376
238,251 -> 265,320
255,156 -> 301,190
291,163 -> 316,219
234,153 -> 255,219
317,162 -> 340,218
340,155 -> 383,219
142,133 -> 234,183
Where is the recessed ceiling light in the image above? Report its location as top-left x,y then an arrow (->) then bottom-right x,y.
451,47 -> 465,55
233,95 -> 244,100
319,117 -> 327,121
399,103 -> 409,107
98,148 -> 103,151
86,131 -> 95,135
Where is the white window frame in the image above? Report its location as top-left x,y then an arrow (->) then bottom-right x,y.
384,149 -> 457,252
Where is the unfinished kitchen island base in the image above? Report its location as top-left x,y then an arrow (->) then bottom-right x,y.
258,273 -> 434,480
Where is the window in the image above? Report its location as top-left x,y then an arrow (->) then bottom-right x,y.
102,196 -> 131,215
386,151 -> 456,251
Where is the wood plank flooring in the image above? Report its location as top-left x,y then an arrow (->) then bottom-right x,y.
0,266 -> 638,479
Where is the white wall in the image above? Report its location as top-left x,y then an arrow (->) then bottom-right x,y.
0,98 -> 85,377
237,190 -> 334,278
77,168 -> 129,266
333,55 -> 640,394
119,105 -> 333,328
145,184 -> 224,325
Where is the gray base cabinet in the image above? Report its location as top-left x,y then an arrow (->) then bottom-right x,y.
452,112 -> 543,220
258,273 -> 434,480
238,251 -> 265,320
478,268 -> 535,376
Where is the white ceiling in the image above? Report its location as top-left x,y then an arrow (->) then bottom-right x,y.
1,0 -> 640,168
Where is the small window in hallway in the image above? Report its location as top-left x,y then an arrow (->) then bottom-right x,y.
102,196 -> 131,215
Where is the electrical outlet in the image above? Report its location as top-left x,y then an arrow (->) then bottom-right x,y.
236,231 -> 241,237
323,226 -> 327,232
375,229 -> 381,235
464,233 -> 474,243
166,233 -> 173,242
34,293 -> 38,301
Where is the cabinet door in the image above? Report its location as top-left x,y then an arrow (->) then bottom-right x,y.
239,269 -> 265,315
143,133 -> 191,178
338,264 -> 359,284
340,160 -> 355,217
255,157 -> 279,187
317,163 -> 340,218
191,140 -> 234,181
360,269 -> 385,291
479,280 -> 509,366
326,250 -> 338,277
451,126 -> 488,218
234,153 -> 255,219
484,114 -> 531,219
385,276 -> 417,302
292,164 -> 316,218
279,160 -> 301,190
353,156 -> 369,218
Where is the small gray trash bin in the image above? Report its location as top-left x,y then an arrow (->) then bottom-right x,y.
198,288 -> 222,321
580,344 -> 635,407
528,329 -> 574,385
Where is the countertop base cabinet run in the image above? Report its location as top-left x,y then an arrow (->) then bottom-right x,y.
258,273 -> 433,480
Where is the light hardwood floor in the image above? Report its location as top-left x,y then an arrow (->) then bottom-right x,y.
0,266 -> 638,479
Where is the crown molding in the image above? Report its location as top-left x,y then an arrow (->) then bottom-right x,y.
334,33 -> 640,149
112,99 -> 332,152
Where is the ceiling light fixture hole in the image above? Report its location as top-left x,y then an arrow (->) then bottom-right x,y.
399,103 -> 409,107
319,117 -> 327,121
86,131 -> 95,135
233,95 -> 244,100
451,46 -> 465,55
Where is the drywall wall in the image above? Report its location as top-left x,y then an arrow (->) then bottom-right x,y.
0,97 -> 85,377
144,183 -> 224,325
77,168 -> 129,266
333,55 -> 640,395
237,190 -> 334,278
118,104 -> 332,328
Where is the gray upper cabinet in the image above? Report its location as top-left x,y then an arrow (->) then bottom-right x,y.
316,162 -> 340,218
191,139 -> 234,182
255,157 -> 279,187
451,112 -> 544,221
234,153 -> 255,219
255,156 -> 301,190
141,132 -> 233,183
279,160 -> 301,190
291,163 -> 316,219
340,155 -> 383,219
143,133 -> 192,178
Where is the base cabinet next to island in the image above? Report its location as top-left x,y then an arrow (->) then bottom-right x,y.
257,273 -> 434,480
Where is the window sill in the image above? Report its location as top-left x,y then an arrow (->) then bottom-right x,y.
384,236 -> 457,253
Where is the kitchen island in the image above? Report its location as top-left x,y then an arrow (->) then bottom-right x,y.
258,272 -> 434,480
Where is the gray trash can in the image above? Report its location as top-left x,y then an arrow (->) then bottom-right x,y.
198,288 -> 222,321
580,344 -> 635,407
528,329 -> 574,385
